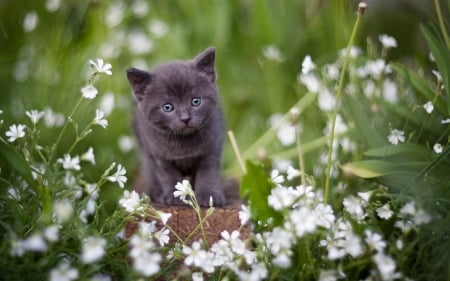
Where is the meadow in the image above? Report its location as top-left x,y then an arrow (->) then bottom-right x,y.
0,0 -> 449,280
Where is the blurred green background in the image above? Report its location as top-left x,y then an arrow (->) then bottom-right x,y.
0,0 -> 447,186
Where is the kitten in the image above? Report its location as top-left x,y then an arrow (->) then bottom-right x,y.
126,47 -> 226,207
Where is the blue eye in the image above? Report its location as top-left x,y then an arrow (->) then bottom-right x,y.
191,97 -> 202,107
162,103 -> 174,112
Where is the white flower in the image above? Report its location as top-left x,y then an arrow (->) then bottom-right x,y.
423,101 -> 434,114
414,209 -> 431,225
57,154 -> 81,171
268,186 -> 296,210
133,251 -> 161,276
149,19 -> 169,37
138,221 -> 157,236
432,70 -> 442,82
128,30 -> 154,55
81,147 -> 96,164
50,262 -> 79,281
325,63 -> 340,80
23,233 -> 47,252
107,164 -> 127,188
400,201 -> 416,215
314,203 -> 335,229
301,55 -> 315,74
379,34 -> 398,49
433,143 -> 443,154
173,180 -> 194,203
365,230 -> 386,252
104,2 -> 124,27
119,190 -> 141,212
81,85 -> 98,99
23,11 -> 38,32
46,0 -> 61,12
286,166 -> 301,181
5,124 -> 26,142
10,240 -> 26,257
270,169 -> 285,184
93,109 -> 108,128
365,59 -> 388,79
131,0 -> 149,17
318,87 -> 335,111
129,233 -> 156,258
343,233 -> 364,257
43,107 -> 65,127
289,207 -> 317,237
264,227 -> 294,255
221,230 -> 246,255
53,200 -> 74,223
44,225 -> 60,242
118,135 -> 135,152
339,46 -> 361,58
343,195 -> 366,220
183,240 -> 207,267
90,58 -> 112,75
373,252 -> 398,281
272,249 -> 292,268
277,124 -> 297,146
387,129 -> 405,145
192,272 -> 204,281
157,211 -> 172,225
383,79 -> 398,103
298,72 -> 321,93
319,270 -> 338,281
154,228 -> 170,246
376,204 -> 393,219
81,236 -> 107,264
357,191 -> 372,203
239,204 -> 251,225
237,262 -> 268,281
99,92 -> 115,116
262,45 -> 285,62
442,118 -> 450,124
26,110 -> 45,124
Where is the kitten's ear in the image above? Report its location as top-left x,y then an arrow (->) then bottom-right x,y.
126,68 -> 152,101
194,47 -> 216,82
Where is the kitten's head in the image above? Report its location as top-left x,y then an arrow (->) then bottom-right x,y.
126,47 -> 218,135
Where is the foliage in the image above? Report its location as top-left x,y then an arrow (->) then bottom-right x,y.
1,0 -> 450,280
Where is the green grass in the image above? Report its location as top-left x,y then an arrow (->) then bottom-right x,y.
1,0 -> 450,280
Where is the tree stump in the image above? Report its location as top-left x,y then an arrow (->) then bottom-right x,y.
125,178 -> 250,245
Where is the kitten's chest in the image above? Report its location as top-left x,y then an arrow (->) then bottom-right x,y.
147,130 -> 207,160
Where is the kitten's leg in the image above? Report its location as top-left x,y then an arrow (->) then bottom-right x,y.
139,153 -> 183,205
152,158 -> 186,205
194,155 -> 226,207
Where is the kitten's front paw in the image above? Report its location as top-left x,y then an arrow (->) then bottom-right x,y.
164,195 -> 186,206
195,189 -> 226,207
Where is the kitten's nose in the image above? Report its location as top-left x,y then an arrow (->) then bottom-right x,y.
181,116 -> 191,125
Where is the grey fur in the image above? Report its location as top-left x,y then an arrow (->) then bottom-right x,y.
126,48 -> 226,206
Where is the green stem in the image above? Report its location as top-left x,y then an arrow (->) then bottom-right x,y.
49,96 -> 84,162
324,7 -> 363,203
296,126 -> 307,186
434,0 -> 450,50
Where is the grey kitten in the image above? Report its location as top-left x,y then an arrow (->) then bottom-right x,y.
126,47 -> 226,207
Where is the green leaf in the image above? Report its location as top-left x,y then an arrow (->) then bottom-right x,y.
364,144 -> 430,161
392,63 -> 447,114
344,95 -> 385,148
240,160 -> 282,227
340,160 -> 426,179
0,138 -> 36,188
421,25 -> 450,114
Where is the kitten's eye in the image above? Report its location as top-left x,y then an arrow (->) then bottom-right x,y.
191,97 -> 202,107
162,103 -> 174,112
